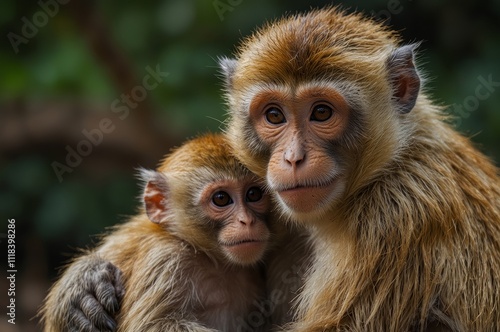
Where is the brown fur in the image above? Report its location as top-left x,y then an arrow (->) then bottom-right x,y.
223,6 -> 500,332
264,225 -> 312,330
97,216 -> 266,332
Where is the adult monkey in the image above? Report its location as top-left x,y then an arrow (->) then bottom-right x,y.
221,6 -> 500,332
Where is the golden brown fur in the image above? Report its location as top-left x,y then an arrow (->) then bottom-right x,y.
263,225 -> 312,329
222,6 -> 500,331
97,216 -> 266,332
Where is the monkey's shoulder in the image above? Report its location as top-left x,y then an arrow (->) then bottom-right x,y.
95,216 -> 185,268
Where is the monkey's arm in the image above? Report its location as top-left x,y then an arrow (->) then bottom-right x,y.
40,253 -> 124,332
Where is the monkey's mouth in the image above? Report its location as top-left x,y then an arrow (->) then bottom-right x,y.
222,239 -> 268,264
276,177 -> 338,213
223,239 -> 265,247
277,176 -> 337,193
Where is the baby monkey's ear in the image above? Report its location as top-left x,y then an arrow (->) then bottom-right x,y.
139,169 -> 171,224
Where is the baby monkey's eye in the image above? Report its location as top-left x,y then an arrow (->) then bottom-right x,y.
310,104 -> 333,122
265,106 -> 286,124
246,187 -> 263,202
212,191 -> 233,207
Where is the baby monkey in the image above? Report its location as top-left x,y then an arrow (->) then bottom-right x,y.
41,133 -> 273,332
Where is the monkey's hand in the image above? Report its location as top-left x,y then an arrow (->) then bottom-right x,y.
60,255 -> 125,332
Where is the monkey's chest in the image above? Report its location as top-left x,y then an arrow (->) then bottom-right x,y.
194,268 -> 266,332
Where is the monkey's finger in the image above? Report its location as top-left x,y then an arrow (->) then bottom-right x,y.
80,294 -> 117,332
111,263 -> 125,302
68,307 -> 102,332
94,276 -> 120,314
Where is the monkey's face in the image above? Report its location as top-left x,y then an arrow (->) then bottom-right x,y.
198,176 -> 271,266
246,83 -> 350,217
144,134 -> 274,265
223,8 -> 421,223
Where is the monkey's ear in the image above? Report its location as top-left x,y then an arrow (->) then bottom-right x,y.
218,56 -> 238,88
139,169 -> 170,224
387,44 -> 421,114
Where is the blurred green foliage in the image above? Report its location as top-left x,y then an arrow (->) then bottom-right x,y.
0,2 -> 499,328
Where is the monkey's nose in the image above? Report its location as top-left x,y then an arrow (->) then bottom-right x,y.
239,218 -> 253,226
284,150 -> 305,169
238,211 -> 254,225
284,136 -> 306,169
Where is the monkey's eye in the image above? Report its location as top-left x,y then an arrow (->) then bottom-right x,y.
212,191 -> 233,207
246,187 -> 263,202
265,106 -> 286,124
310,104 -> 333,122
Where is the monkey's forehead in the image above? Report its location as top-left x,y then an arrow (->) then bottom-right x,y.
170,166 -> 256,186
233,7 -> 398,87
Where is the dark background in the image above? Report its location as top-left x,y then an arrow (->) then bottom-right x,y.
1,0 -> 499,331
